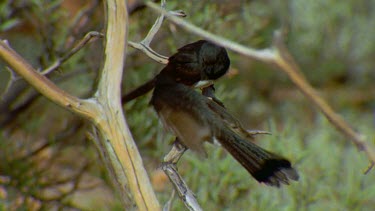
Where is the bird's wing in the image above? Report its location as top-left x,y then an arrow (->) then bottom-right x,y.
205,98 -> 258,139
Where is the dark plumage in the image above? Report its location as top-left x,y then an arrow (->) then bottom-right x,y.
142,40 -> 299,187
151,74 -> 299,187
161,40 -> 230,86
122,40 -> 229,103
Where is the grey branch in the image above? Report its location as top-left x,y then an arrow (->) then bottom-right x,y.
127,0 -> 186,64
162,140 -> 202,211
146,1 -> 276,63
128,41 -> 168,64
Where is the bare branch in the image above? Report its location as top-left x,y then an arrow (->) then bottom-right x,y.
127,0 -> 168,64
146,2 -> 276,62
270,31 -> 375,170
364,162 -> 374,174
128,41 -> 168,64
247,130 -> 272,136
162,141 -> 202,211
96,0 -> 161,210
0,40 -> 95,119
141,0 -> 166,46
127,0 -> 186,64
0,1 -> 161,209
0,69 -> 90,127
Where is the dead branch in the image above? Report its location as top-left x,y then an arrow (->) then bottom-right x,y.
128,0 -> 186,64
162,141 -> 202,211
0,0 -> 161,210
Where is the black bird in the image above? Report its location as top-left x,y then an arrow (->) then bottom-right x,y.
151,74 -> 299,187
150,41 -> 299,187
122,40 -> 229,103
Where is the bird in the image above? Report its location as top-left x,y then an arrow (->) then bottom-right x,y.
150,41 -> 299,187
151,74 -> 299,187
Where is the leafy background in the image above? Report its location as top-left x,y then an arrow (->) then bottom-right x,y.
0,0 -> 374,210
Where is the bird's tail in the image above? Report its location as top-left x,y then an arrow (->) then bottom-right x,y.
217,129 -> 299,187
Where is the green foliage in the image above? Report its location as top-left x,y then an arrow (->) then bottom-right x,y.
287,0 -> 375,84
0,2 -> 20,31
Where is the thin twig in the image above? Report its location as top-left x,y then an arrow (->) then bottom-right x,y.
0,68 -> 90,127
0,40 -> 91,117
1,66 -> 17,100
163,190 -> 176,211
141,0 -> 166,46
271,31 -> 375,170
40,31 -> 104,75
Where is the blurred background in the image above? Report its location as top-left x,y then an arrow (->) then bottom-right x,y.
0,0 -> 374,210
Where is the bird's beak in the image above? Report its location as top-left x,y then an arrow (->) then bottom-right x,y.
194,80 -> 214,89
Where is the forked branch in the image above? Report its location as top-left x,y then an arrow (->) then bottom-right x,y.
128,0 -> 186,64
0,0 -> 161,210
